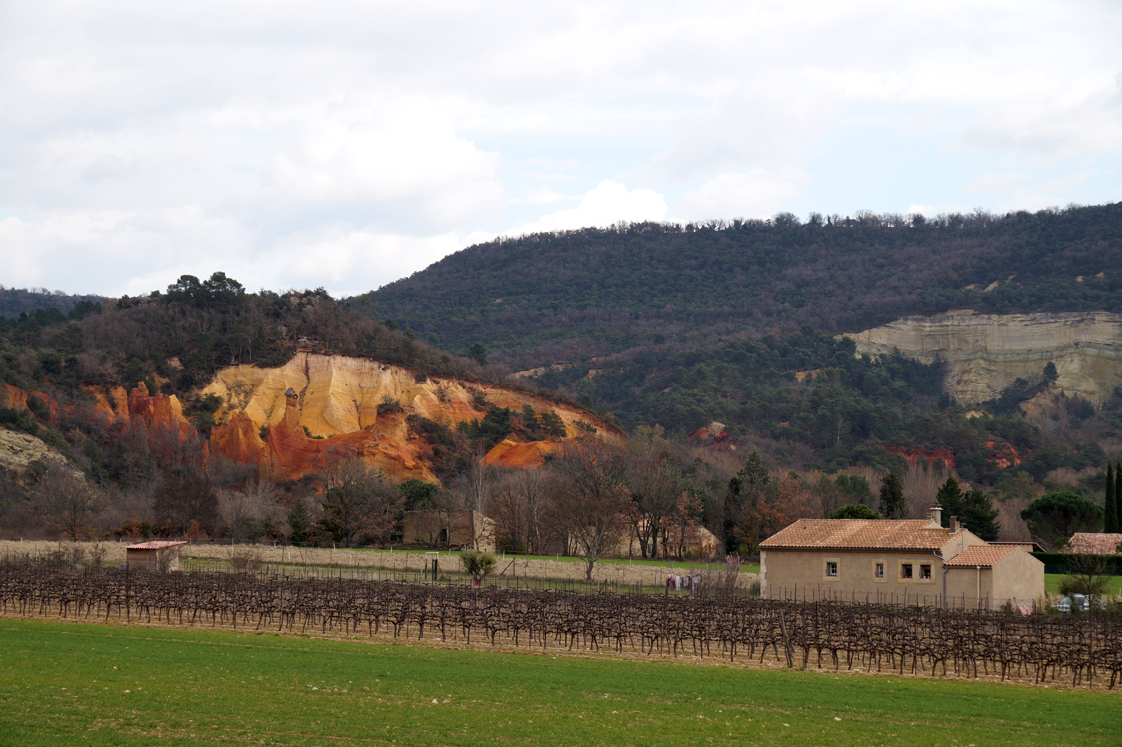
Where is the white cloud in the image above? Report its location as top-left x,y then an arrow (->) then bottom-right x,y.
271,229 -> 496,296
504,181 -> 667,236
1,1 -> 1121,297
675,168 -> 810,222
959,86 -> 1122,159
262,100 -> 505,231
0,207 -> 248,296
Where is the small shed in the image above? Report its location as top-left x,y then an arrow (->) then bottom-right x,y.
402,510 -> 496,552
125,540 -> 187,572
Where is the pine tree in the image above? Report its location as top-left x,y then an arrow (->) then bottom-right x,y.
287,497 -> 310,546
961,488 -> 1001,541
1104,463 -> 1117,534
934,476 -> 963,526
878,471 -> 906,519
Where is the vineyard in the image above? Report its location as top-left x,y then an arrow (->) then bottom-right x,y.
2,558 -> 1120,690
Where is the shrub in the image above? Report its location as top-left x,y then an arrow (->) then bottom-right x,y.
459,549 -> 496,581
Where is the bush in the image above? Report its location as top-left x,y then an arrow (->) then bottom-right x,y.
228,545 -> 265,574
829,504 -> 882,520
377,396 -> 403,415
459,549 -> 496,581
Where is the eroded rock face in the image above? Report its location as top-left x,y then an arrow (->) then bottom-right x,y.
0,428 -> 73,473
844,311 -> 1122,404
204,353 -> 612,484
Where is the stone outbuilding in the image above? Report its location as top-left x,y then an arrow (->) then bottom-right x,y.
402,510 -> 496,552
759,508 -> 1044,609
125,540 -> 187,572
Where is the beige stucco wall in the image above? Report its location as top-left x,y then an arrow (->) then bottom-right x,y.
945,550 -> 1044,607
938,530 -> 988,561
762,548 -> 945,604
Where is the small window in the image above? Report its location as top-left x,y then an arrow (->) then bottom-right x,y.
901,563 -> 913,579
826,561 -> 838,577
875,563 -> 884,579
920,564 -> 932,580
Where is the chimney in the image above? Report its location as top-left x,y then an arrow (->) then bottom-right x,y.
929,506 -> 942,527
949,515 -> 960,533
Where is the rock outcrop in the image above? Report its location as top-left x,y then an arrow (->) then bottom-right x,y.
844,311 -> 1122,404
0,428 -> 75,474
204,353 -> 614,483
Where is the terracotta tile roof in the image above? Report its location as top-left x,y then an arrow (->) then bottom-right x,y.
760,519 -> 962,551
125,541 -> 187,550
944,544 -> 1020,567
1067,533 -> 1122,555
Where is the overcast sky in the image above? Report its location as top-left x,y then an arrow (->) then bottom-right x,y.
2,1 -> 1120,298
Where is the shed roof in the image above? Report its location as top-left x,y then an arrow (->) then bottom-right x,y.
125,541 -> 187,550
1067,533 -> 1122,555
759,519 -> 964,551
943,544 -> 1020,568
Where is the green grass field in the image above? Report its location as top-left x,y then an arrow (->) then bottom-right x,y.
0,620 -> 1117,746
1045,573 -> 1122,596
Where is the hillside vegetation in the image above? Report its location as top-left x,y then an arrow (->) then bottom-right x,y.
363,203 -> 1122,367
358,205 -> 1122,499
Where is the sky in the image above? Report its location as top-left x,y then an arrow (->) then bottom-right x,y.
1,0 -> 1121,298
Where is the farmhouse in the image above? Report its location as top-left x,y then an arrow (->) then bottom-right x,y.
1067,532 -> 1122,555
402,509 -> 497,552
759,508 -> 1043,608
125,540 -> 187,571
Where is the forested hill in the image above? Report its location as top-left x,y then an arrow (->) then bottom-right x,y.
0,287 -> 105,320
360,203 -> 1122,369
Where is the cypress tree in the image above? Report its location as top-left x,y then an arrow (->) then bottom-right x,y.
879,471 -> 907,519
1105,463 -> 1117,534
287,497 -> 310,546
934,476 -> 963,527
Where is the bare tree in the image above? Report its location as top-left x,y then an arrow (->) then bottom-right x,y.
545,439 -> 630,582
219,481 -> 284,541
624,453 -> 683,559
152,468 -> 219,536
455,446 -> 493,515
488,467 -> 555,554
31,463 -> 106,539
317,453 -> 403,546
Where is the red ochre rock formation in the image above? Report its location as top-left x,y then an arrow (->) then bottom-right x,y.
127,382 -> 193,438
688,421 -> 737,451
484,439 -> 564,468
203,353 -> 618,485
884,446 -> 956,470
80,385 -> 131,427
984,439 -> 1025,468
210,411 -> 266,466
1,383 -> 28,410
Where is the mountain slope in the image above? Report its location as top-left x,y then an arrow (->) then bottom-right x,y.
362,203 -> 1122,368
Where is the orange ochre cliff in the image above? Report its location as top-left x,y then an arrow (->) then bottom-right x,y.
204,353 -> 614,485
2,354 -> 615,485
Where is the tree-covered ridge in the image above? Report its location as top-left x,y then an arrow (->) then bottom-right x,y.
530,326 -> 1105,490
0,286 -> 105,320
361,203 -> 1122,367
0,272 -> 505,399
